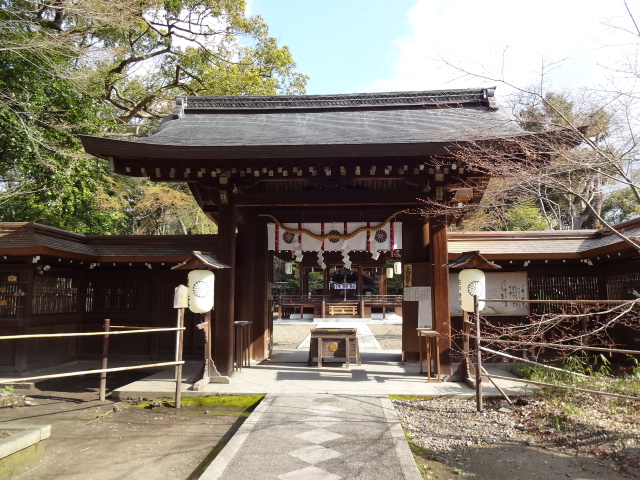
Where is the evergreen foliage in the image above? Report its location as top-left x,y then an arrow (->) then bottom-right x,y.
0,0 -> 307,234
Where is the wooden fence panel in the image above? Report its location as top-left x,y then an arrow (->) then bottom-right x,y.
528,275 -> 599,313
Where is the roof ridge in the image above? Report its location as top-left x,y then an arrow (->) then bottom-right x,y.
177,88 -> 497,113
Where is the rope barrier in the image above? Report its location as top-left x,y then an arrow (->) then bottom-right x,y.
259,209 -> 408,241
0,327 -> 185,340
0,361 -> 185,384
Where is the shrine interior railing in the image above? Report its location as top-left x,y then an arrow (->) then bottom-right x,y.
276,294 -> 402,305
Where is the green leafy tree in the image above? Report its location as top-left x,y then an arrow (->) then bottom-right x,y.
128,182 -> 217,234
602,188 -> 640,224
502,198 -> 556,231
0,28 -> 129,232
0,0 -> 307,233
512,91 -> 613,229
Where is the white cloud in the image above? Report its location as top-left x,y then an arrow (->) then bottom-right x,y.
244,0 -> 256,16
366,0 -> 636,98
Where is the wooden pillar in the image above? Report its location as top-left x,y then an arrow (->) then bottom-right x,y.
213,202 -> 237,374
266,250 -> 274,355
430,216 -> 452,375
150,272 -> 160,360
358,266 -> 365,318
323,268 -> 329,300
379,265 -> 388,295
15,269 -> 33,373
401,219 -> 430,359
235,207 -> 262,361
252,215 -> 269,361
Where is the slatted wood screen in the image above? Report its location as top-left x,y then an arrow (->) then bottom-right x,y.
0,278 -> 25,318
606,272 -> 640,300
32,276 -> 81,315
86,277 -> 151,313
528,275 -> 599,313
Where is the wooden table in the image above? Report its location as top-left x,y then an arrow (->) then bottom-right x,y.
417,328 -> 441,381
308,328 -> 360,367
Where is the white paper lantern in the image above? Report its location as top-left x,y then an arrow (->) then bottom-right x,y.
393,262 -> 402,275
188,269 -> 215,313
285,262 -> 293,275
386,267 -> 394,279
458,268 -> 485,312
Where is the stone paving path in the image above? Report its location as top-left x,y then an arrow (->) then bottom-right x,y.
200,394 -> 421,480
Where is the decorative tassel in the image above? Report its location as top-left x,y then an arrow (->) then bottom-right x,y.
317,250 -> 326,270
370,243 -> 379,261
341,240 -> 351,270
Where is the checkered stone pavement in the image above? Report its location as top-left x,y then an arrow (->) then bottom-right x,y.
202,394 -> 421,480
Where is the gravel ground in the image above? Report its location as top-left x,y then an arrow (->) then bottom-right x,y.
272,323 -> 402,350
272,324 -> 315,349
393,397 -> 523,452
367,324 -> 402,350
393,394 -> 640,479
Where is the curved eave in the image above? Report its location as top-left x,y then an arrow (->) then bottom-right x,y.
80,135 -> 480,161
80,131 -> 574,165
0,246 -> 201,264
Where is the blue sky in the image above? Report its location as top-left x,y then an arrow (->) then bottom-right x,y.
248,0 -> 638,101
249,0 -> 414,94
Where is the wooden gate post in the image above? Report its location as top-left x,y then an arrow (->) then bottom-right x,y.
174,313 -> 185,408
99,319 -> 110,401
474,296 -> 483,412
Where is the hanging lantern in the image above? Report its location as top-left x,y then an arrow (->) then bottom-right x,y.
188,269 -> 215,313
393,261 -> 402,275
285,262 -> 293,275
386,267 -> 394,279
458,268 -> 485,312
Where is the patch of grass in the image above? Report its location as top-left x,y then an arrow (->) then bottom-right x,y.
548,397 -> 582,416
180,394 -> 264,410
402,430 -> 458,480
129,398 -> 172,409
508,356 -> 640,399
507,362 -> 575,385
0,442 -> 43,477
130,394 -> 265,411
543,412 -> 572,432
389,395 -> 435,401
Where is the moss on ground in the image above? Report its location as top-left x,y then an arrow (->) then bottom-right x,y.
389,395 -> 436,401
129,394 -> 265,412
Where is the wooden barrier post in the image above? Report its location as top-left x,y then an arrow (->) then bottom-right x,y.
174,309 -> 185,408
99,318 -> 110,401
474,296 -> 483,412
174,285 -> 188,408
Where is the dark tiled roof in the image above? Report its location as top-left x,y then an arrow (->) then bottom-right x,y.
448,221 -> 640,259
0,223 -> 217,261
141,107 -> 523,148
80,88 -> 535,160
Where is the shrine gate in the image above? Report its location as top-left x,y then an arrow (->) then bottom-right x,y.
81,88 -> 565,374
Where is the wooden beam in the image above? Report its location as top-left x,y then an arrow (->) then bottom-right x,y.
234,191 -> 428,207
